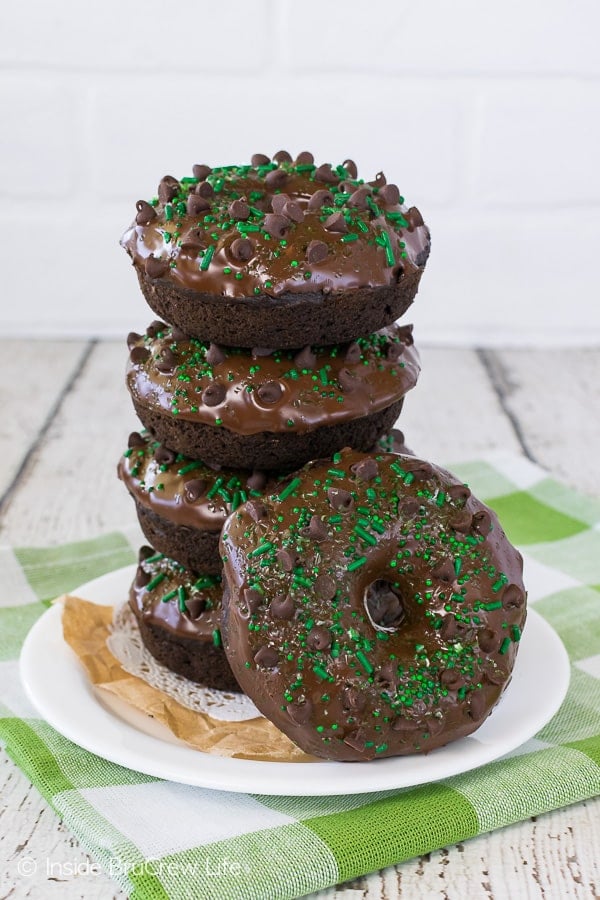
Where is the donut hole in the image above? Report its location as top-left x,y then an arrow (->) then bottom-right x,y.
364,579 -> 406,632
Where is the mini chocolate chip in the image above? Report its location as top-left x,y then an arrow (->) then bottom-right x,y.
483,662 -> 507,685
155,347 -> 177,373
185,597 -> 206,620
416,246 -> 430,267
305,240 -> 328,264
127,431 -> 146,448
147,320 -> 167,338
386,341 -> 405,361
254,645 -> 278,668
351,458 -> 379,481
391,716 -> 421,734
181,227 -> 206,247
343,728 -> 367,752
256,381 -> 283,403
138,545 -> 154,562
478,628 -> 500,652
307,189 -> 334,211
281,200 -> 303,223
338,181 -> 358,194
468,691 -> 487,721
206,343 -> 226,366
314,163 -> 339,184
369,171 -> 387,188
127,331 -> 142,350
230,237 -> 254,262
440,615 -> 458,639
246,499 -> 268,522
144,256 -> 169,278
365,580 -> 405,629
135,565 -> 151,587
401,457 -> 433,478
228,199 -> 250,220
400,497 -> 421,517
187,194 -> 211,216
309,515 -> 329,542
344,341 -> 361,364
314,573 -> 337,601
294,345 -> 316,369
270,593 -> 295,620
432,559 -> 456,583
406,206 -> 424,230
502,584 -> 526,609
192,164 -> 211,181
153,444 -> 176,465
184,478 -> 207,503
376,661 -> 399,689
251,153 -> 270,167
450,510 -> 473,533
324,212 -> 348,233
347,187 -> 371,210
338,367 -> 360,392
440,668 -> 463,689
265,168 -> 288,189
130,346 -> 150,365
251,347 -> 275,357
379,183 -> 401,205
287,698 -> 313,725
273,149 -> 292,163
169,326 -> 187,341
158,176 -> 179,204
202,382 -> 226,406
397,324 -> 414,345
472,509 -> 493,535
246,470 -> 267,491
271,193 -> 290,215
296,150 -> 314,165
276,549 -> 300,573
327,487 -> 354,512
135,200 -> 156,225
263,213 -> 290,239
447,484 -> 472,504
342,687 -> 366,712
196,180 -> 214,199
307,626 -> 332,651
243,588 -> 263,615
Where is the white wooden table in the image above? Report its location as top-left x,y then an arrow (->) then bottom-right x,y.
1,341 -> 599,899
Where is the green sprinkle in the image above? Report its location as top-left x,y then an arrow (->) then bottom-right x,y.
161,590 -> 177,603
356,650 -> 373,675
193,576 -> 219,590
454,558 -> 462,576
330,641 -> 340,658
177,461 -> 202,475
375,743 -> 388,754
248,541 -> 274,558
200,245 -> 214,271
341,233 -> 359,243
177,585 -> 187,612
492,578 -> 506,593
146,573 -> 166,591
164,203 -> 173,221
436,491 -> 447,507
481,600 -> 502,611
499,637 -> 511,655
212,629 -> 222,648
327,468 -> 346,478
144,553 -> 165,564
313,664 -> 329,680
277,477 -> 301,502
378,230 -> 395,266
354,525 -> 377,546
347,556 -> 367,571
511,625 -> 522,642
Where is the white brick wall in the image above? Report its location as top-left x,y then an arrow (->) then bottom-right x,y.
1,0 -> 599,344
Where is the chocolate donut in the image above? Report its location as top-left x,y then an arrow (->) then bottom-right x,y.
129,547 -> 240,691
118,431 -> 272,574
220,448 -> 527,761
126,323 -> 420,471
120,154 -> 430,348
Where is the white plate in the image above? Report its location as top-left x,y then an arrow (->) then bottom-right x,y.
20,565 -> 570,796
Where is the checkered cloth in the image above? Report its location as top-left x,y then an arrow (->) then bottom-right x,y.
1,453 -> 599,900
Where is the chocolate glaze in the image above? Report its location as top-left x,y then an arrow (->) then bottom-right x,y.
126,323 -> 420,437
220,449 -> 527,761
129,550 -> 222,642
121,157 -> 430,300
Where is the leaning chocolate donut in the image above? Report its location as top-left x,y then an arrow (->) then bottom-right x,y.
126,322 -> 420,471
120,153 -> 430,348
220,449 -> 527,761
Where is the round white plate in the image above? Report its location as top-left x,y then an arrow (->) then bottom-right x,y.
20,565 -> 570,796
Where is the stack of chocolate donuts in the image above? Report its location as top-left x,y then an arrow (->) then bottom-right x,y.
119,152 -> 526,761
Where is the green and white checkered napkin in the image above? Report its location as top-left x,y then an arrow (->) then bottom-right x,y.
1,453 -> 600,900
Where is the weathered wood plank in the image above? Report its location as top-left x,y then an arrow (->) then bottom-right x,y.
0,341 -> 87,506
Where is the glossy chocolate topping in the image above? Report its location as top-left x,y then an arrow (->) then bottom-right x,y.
121,154 -> 430,299
129,549 -> 223,643
126,323 -> 420,437
220,448 -> 527,761
118,431 -> 271,532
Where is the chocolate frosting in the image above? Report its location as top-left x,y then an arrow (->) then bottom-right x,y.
129,550 -> 223,643
220,449 -> 527,761
126,323 -> 420,437
121,155 -> 430,300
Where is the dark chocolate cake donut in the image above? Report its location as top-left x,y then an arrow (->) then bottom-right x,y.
120,152 -> 430,348
126,322 -> 420,471
220,448 -> 527,761
118,431 -> 272,574
130,547 -> 240,691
